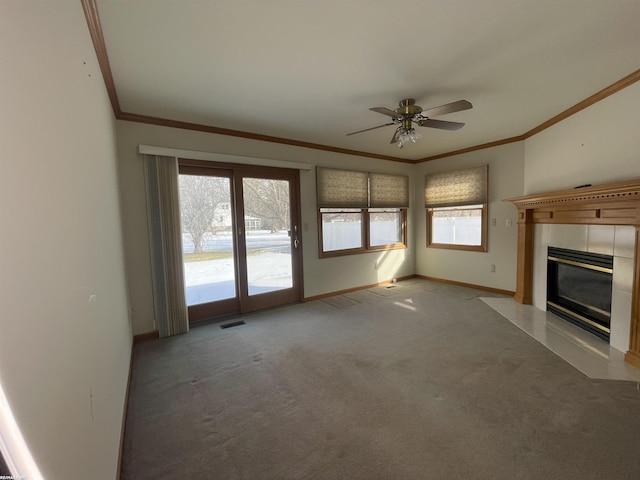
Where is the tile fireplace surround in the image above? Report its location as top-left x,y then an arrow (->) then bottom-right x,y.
533,224 -> 633,351
507,179 -> 640,368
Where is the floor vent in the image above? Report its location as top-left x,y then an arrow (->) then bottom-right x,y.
220,320 -> 246,329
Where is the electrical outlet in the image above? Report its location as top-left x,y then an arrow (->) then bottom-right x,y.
491,218 -> 497,227
505,218 -> 513,227
491,264 -> 496,272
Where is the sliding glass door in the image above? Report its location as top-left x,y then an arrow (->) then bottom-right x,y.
178,161 -> 302,322
179,170 -> 237,307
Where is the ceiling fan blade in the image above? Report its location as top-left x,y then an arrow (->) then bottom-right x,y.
346,122 -> 395,136
418,118 -> 465,130
370,107 -> 403,119
422,99 -> 472,118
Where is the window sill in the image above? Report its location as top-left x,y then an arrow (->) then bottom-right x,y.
320,243 -> 406,259
427,243 -> 487,252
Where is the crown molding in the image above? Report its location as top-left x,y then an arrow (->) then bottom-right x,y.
522,68 -> 640,139
82,0 -> 639,165
417,69 -> 640,163
414,134 -> 527,163
80,0 -> 410,164
118,112 -> 413,163
80,0 -> 121,116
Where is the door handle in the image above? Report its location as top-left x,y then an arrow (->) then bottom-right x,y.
293,225 -> 300,248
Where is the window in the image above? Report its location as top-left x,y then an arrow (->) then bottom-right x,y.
320,209 -> 364,252
368,208 -> 404,247
317,168 -> 408,257
425,165 -> 488,252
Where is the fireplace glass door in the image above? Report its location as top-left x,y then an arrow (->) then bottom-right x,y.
547,247 -> 613,341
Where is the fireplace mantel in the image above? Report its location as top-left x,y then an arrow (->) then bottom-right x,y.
506,178 -> 640,368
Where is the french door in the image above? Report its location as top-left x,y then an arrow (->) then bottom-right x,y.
178,160 -> 303,323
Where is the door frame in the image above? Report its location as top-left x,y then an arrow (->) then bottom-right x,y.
178,158 -> 304,323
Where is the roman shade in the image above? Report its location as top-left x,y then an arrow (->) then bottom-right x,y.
369,172 -> 409,208
316,167 -> 368,208
425,165 -> 488,208
317,167 -> 409,208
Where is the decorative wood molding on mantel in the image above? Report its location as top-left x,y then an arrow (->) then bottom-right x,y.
506,178 -> 640,369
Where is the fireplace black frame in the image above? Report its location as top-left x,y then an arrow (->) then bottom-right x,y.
547,247 -> 613,342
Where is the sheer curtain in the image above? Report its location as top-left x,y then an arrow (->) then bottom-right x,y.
144,155 -> 189,338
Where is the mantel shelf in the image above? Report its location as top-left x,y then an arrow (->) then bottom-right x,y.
507,178 -> 640,210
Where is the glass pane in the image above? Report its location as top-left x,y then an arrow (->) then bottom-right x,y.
179,174 -> 236,305
556,263 -> 612,316
369,209 -> 402,246
242,178 -> 293,296
431,205 -> 482,246
321,210 -> 363,252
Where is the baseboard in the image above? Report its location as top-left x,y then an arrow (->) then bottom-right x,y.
118,331 -> 157,477
133,331 -> 159,343
303,274 -> 416,302
118,331 -> 158,478
415,275 -> 515,297
116,340 -> 134,480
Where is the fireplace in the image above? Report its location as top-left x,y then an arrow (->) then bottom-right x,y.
507,179 -> 640,368
546,247 -> 613,341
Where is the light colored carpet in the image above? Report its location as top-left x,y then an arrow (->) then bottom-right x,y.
321,295 -> 360,308
121,280 -> 640,479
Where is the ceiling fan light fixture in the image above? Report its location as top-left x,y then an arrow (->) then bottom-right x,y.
348,98 -> 472,146
396,127 -> 421,148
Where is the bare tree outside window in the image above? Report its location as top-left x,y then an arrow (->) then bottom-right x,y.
179,175 -> 229,253
243,178 -> 290,232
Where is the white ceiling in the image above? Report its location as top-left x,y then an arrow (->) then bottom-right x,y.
96,0 -> 640,161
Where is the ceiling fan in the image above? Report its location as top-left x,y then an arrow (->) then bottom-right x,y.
347,98 -> 472,148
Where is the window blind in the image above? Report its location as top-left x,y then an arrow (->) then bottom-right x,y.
316,167 -> 368,208
145,155 -> 189,338
369,172 -> 409,208
424,165 -> 488,208
317,167 -> 409,208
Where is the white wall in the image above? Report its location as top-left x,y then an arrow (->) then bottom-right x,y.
116,122 -> 415,335
524,81 -> 640,194
0,2 -> 131,479
414,142 -> 525,291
